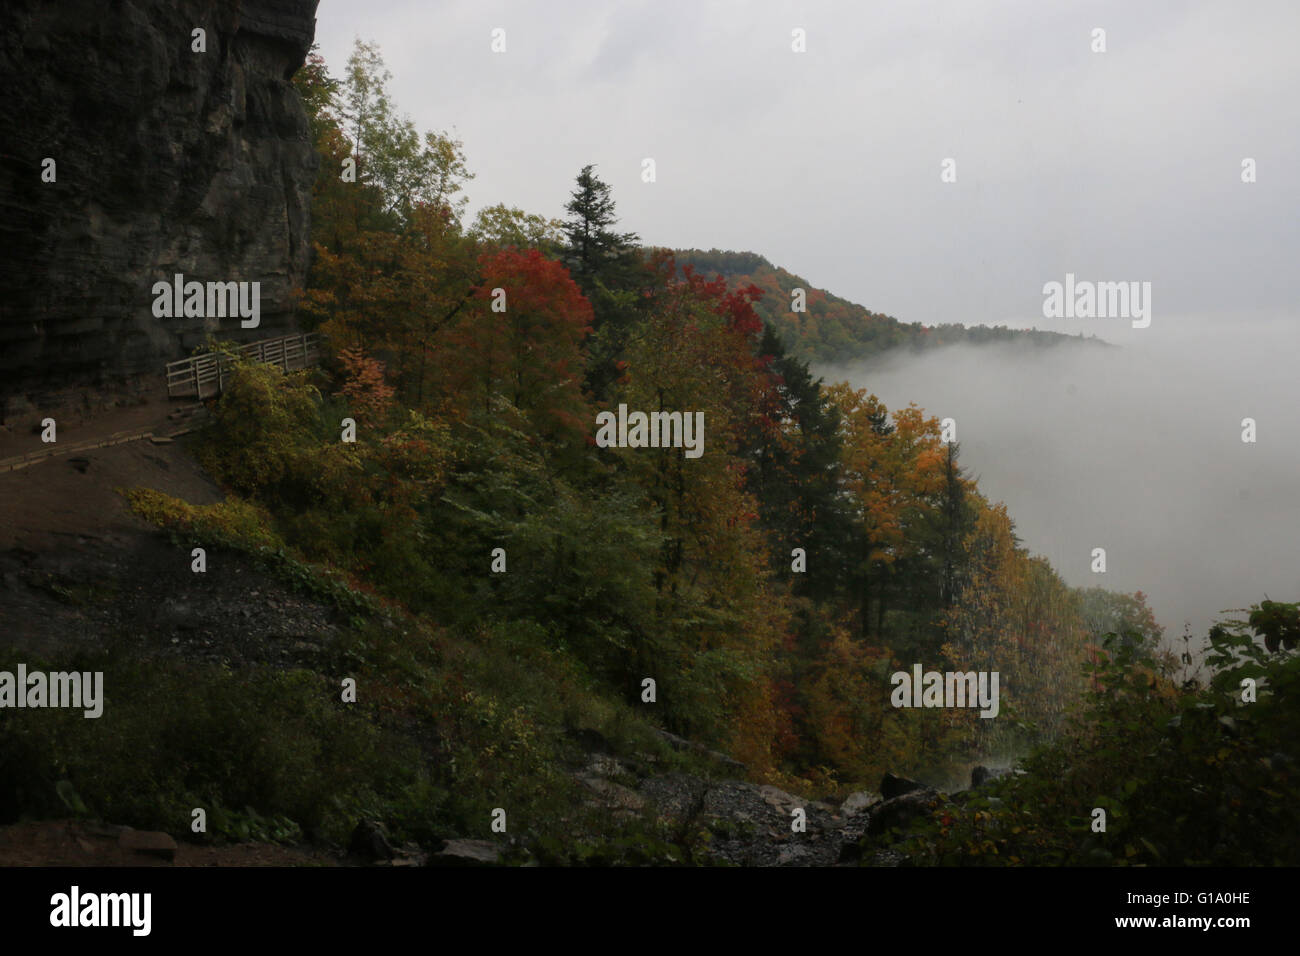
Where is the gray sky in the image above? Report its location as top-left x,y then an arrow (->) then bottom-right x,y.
316,0 -> 1299,325
314,2 -> 1300,643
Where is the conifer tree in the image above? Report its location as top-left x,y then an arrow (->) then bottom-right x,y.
562,164 -> 639,292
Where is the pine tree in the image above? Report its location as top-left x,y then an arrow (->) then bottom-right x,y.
561,165 -> 645,400
562,164 -> 639,292
741,323 -> 851,600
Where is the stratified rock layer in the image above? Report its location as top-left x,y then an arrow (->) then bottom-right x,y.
0,0 -> 320,393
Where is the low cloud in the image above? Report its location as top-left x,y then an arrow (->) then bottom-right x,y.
823,312 -> 1300,650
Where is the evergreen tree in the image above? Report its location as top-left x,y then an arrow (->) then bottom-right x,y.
562,164 -> 639,292
742,323 -> 851,601
561,165 -> 645,399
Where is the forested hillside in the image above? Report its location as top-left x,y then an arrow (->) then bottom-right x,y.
672,249 -> 1106,365
4,39 -> 1295,870
277,41 -> 1121,783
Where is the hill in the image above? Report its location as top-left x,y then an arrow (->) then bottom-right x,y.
671,248 -> 1106,365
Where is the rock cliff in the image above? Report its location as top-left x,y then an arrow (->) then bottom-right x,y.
0,0 -> 320,401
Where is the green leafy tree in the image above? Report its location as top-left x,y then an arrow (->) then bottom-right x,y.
469,203 -> 566,255
340,40 -> 473,230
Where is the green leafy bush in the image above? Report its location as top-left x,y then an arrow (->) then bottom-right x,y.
882,604 -> 1300,865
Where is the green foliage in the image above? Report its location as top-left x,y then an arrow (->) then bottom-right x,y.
556,165 -> 646,399
0,649 -> 414,843
422,414 -> 661,685
562,164 -> 640,294
124,489 -> 279,552
122,488 -> 379,617
208,802 -> 304,845
1244,599 -> 1300,653
1076,586 -> 1164,652
880,606 -> 1300,865
470,203 -> 565,255
524,818 -> 702,866
195,359 -> 348,503
339,40 -> 474,229
292,45 -> 341,146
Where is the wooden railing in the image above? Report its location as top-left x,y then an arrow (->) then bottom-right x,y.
165,332 -> 322,399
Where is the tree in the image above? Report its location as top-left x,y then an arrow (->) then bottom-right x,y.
562,165 -> 640,292
294,45 -> 341,146
469,203 -> 565,255
1247,600 -> 1300,653
336,346 -> 396,427
607,255 -> 785,743
1076,587 -> 1163,651
293,44 -> 482,405
740,323 -> 851,600
436,247 -> 594,445
423,411 -> 664,683
559,165 -> 647,399
824,384 -> 934,642
339,40 -> 473,230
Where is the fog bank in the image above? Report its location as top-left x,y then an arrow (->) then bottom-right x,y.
823,312 -> 1300,650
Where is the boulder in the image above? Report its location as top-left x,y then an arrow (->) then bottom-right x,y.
880,772 -> 925,800
758,784 -> 803,814
867,789 -> 945,839
651,728 -> 747,773
970,765 -> 1024,789
567,727 -> 615,755
432,839 -> 501,867
118,828 -> 177,861
577,774 -> 646,811
970,765 -> 998,788
840,791 -> 881,815
348,820 -> 395,861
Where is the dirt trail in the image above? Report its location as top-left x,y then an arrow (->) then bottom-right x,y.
0,377 -> 204,474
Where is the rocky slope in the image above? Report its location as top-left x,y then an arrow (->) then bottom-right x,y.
0,434 -> 344,664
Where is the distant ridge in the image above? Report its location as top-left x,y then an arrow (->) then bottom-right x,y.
670,248 -> 1108,365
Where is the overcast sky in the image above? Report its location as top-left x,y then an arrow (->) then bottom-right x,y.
314,2 -> 1299,644
315,0 -> 1298,326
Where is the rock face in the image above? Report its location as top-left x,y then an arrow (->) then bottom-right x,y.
0,0 -> 320,399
